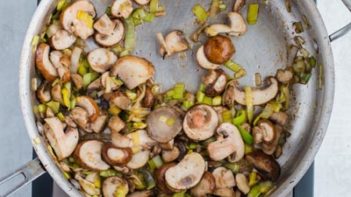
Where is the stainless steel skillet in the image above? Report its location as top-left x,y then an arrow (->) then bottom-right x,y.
1,0 -> 350,196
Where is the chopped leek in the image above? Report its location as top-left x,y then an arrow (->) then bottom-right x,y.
222,110 -> 232,123
37,104 -> 47,113
150,0 -> 160,13
57,0 -> 69,11
225,60 -> 242,72
173,191 -> 187,197
139,169 -> 156,190
248,181 -> 273,197
202,96 -> 212,105
232,110 -> 246,126
46,101 -> 60,114
125,90 -> 137,100
244,87 -> 254,123
173,83 -> 185,100
62,88 -> 70,108
235,69 -> 247,79
133,122 -> 147,129
192,4 -> 208,24
148,155 -> 163,171
212,96 -> 222,106
209,0 -> 220,17
76,11 -> 94,29
245,144 -> 253,154
57,112 -> 65,121
83,72 -> 99,87
186,143 -> 198,150
182,100 -> 194,110
293,21 -> 304,33
100,169 -> 121,177
196,91 -> 205,103
249,171 -> 258,186
31,35 -> 40,51
124,18 -> 136,54
238,126 -> 253,145
109,105 -> 121,115
247,3 -> 259,25
199,83 -> 206,92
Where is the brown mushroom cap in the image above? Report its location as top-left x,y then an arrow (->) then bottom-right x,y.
74,140 -> 110,170
111,0 -> 133,19
207,123 -> 245,161
246,151 -> 281,181
232,77 -> 279,105
183,105 -> 219,141
76,96 -> 100,122
102,143 -> 133,165
190,172 -> 216,196
146,107 -> 182,143
95,19 -> 124,47
50,30 -> 76,50
212,167 -> 236,188
155,163 -> 176,194
44,117 -> 79,160
204,35 -> 235,64
102,176 -> 129,197
60,0 -> 96,40
196,46 -> 221,70
165,152 -> 206,190
111,55 -> 155,89
88,48 -> 117,73
35,43 -> 58,82
162,146 -> 180,163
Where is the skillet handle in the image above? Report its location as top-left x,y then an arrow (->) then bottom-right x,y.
329,0 -> 351,41
0,158 -> 46,197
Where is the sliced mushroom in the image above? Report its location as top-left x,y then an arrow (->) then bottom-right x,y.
246,151 -> 281,181
202,69 -> 228,97
50,51 -> 70,83
142,87 -> 155,108
36,82 -> 51,103
71,73 -> 83,90
162,146 -> 180,163
95,19 -> 124,47
276,69 -> 293,84
155,163 -> 176,194
165,152 -> 206,190
46,22 -> 61,38
190,172 -> 216,196
111,55 -> 155,90
207,123 -> 244,161
110,91 -> 131,110
126,150 -> 150,169
262,124 -> 282,155
87,77 -> 102,91
70,107 -> 89,130
111,0 -> 133,18
74,140 -> 110,170
204,35 -> 235,65
231,77 -> 279,105
183,105 -> 219,141
101,72 -> 120,93
270,112 -> 288,126
76,96 -> 100,121
158,30 -> 189,57
50,30 -> 76,50
94,14 -> 115,35
71,47 -> 82,73
212,167 -> 235,188
146,107 -> 182,143
60,0 -> 96,39
111,132 -> 133,148
88,48 -> 117,73
44,117 -> 79,160
235,173 -> 250,194
222,80 -> 236,107
252,120 -> 275,144
35,43 -> 58,82
102,143 -> 132,165
205,12 -> 247,37
233,0 -> 246,12
213,188 -> 236,197
108,116 -> 126,133
91,114 -> 108,133
102,176 -> 129,197
51,83 -> 63,103
196,46 -> 221,70
134,0 -> 150,5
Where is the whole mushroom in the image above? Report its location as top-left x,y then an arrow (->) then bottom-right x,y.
204,35 -> 235,64
183,105 -> 219,141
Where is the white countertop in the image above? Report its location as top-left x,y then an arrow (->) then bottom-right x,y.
0,0 -> 350,197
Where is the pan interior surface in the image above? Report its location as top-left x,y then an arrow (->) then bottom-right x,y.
21,0 -> 333,196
